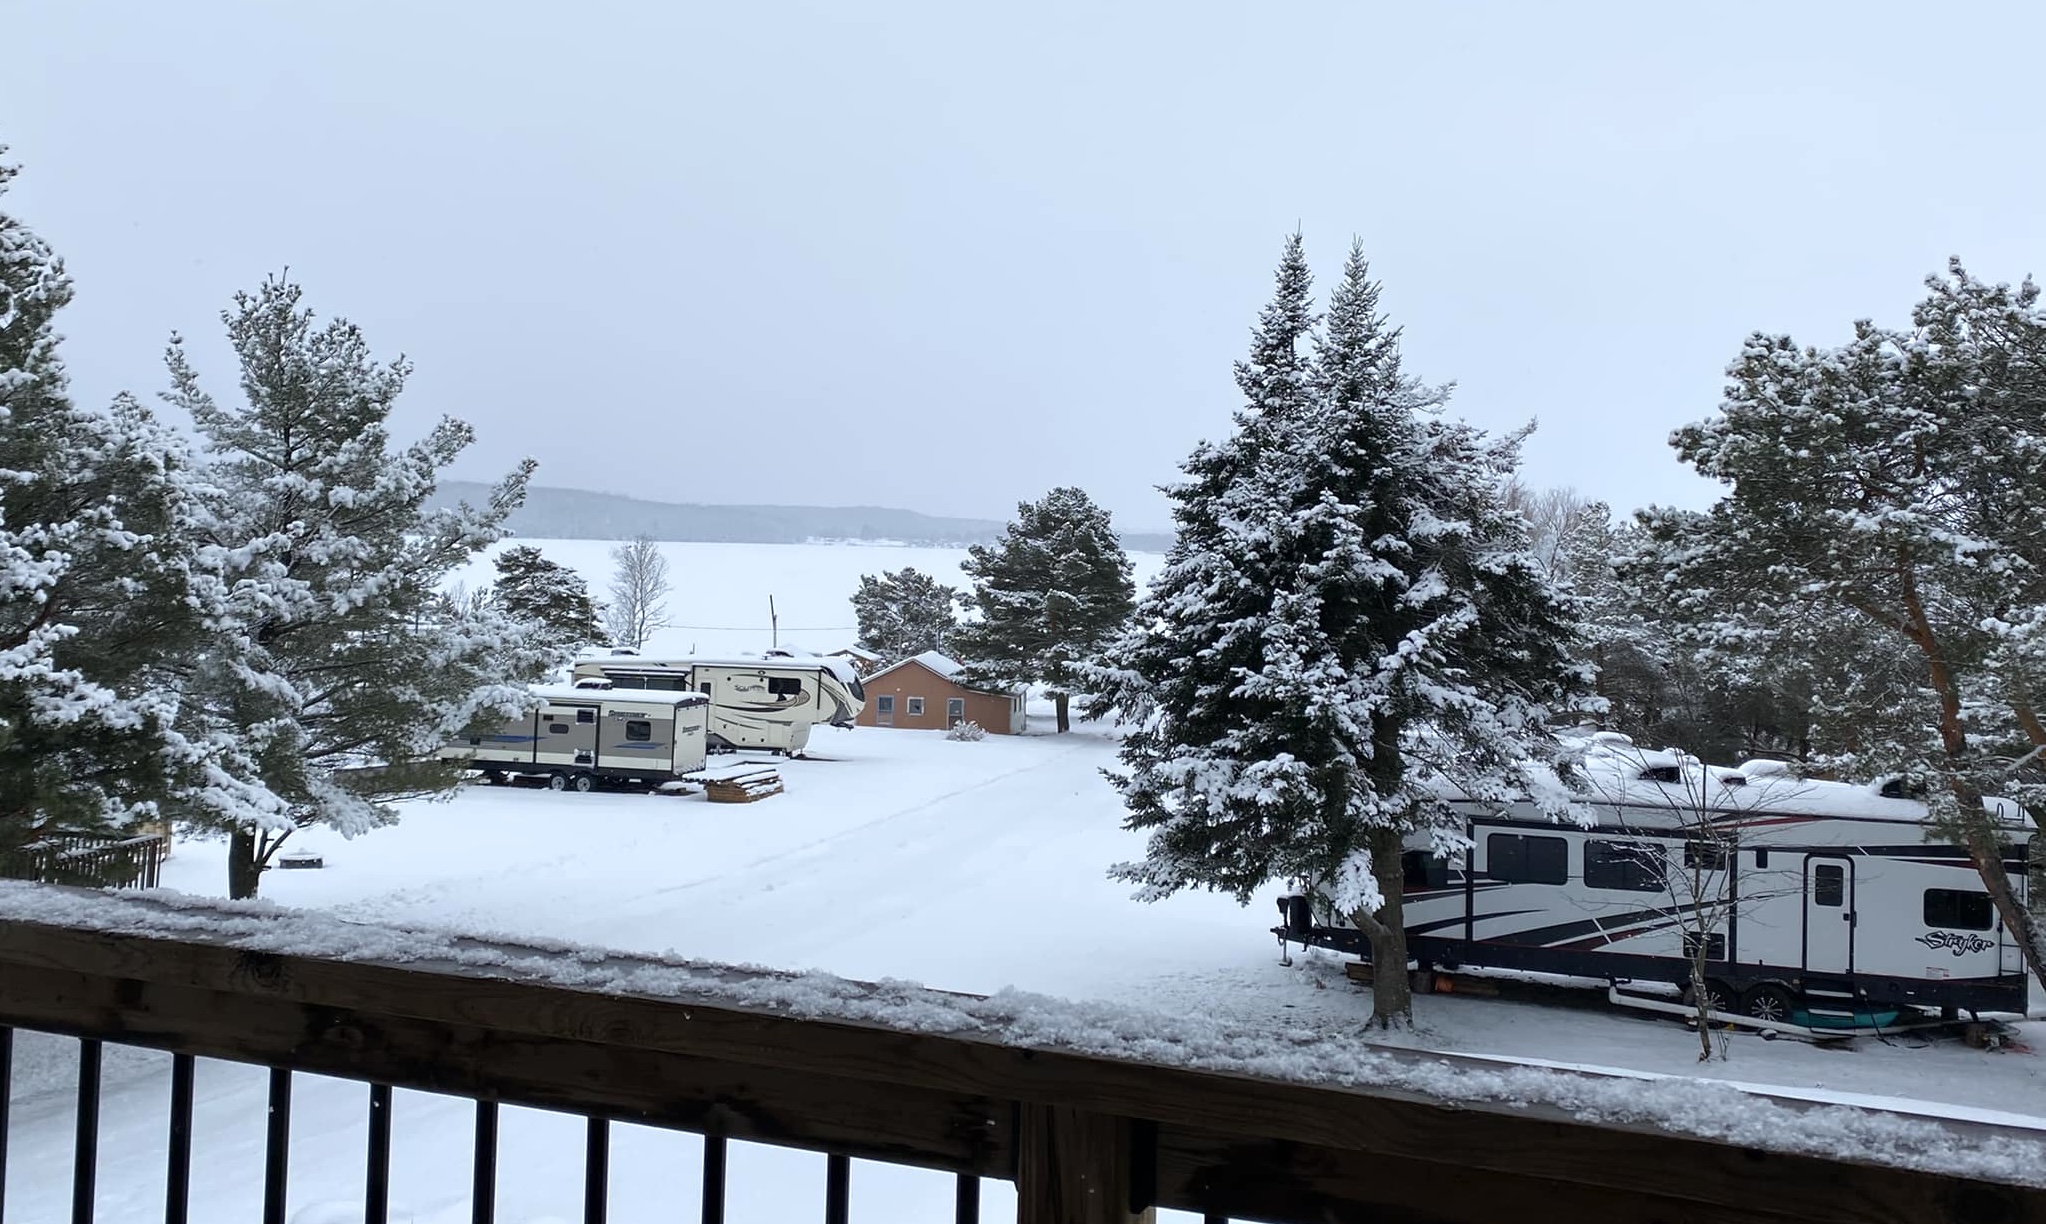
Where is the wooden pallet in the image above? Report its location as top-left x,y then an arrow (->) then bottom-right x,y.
694,763 -> 784,803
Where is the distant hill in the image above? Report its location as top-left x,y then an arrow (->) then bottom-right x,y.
430,482 -> 1176,552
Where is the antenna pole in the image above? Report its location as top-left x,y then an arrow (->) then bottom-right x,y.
769,595 -> 778,648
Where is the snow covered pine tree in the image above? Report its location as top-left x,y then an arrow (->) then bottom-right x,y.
952,487 -> 1135,733
1093,237 -> 1588,1027
163,274 -> 546,899
0,152 -> 214,865
1637,261 -> 2046,992
850,566 -> 959,662
493,544 -> 608,664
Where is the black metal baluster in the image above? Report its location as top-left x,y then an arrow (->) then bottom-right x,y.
72,1038 -> 101,1224
699,1135 -> 727,1224
472,1101 -> 498,1224
823,1153 -> 849,1224
263,1068 -> 291,1224
165,1054 -> 194,1224
953,1173 -> 978,1224
0,1026 -> 12,1224
365,1084 -> 393,1224
584,1116 -> 609,1224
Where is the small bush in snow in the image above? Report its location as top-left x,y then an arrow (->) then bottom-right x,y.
947,720 -> 987,742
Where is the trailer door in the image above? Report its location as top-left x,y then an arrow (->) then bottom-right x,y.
1802,855 -> 1855,975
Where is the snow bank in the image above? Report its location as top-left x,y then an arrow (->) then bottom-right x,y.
3,883 -> 2042,1188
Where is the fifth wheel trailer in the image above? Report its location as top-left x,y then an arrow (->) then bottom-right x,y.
442,687 -> 710,791
570,651 -> 864,754
1275,739 -> 2034,1026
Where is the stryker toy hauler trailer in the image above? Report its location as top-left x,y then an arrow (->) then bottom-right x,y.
442,687 -> 710,791
569,650 -> 864,754
1275,738 -> 2033,1027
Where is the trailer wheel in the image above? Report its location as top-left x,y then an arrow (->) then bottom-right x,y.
1741,983 -> 1798,1025
547,772 -> 569,792
571,772 -> 596,793
1681,978 -> 1735,1019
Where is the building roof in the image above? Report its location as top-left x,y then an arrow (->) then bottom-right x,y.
864,650 -> 1010,692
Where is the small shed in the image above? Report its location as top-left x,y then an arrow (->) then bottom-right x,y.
855,651 -> 1027,735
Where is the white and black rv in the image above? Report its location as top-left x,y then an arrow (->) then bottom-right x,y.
1277,738 -> 2034,1024
569,650 -> 864,754
442,686 -> 710,791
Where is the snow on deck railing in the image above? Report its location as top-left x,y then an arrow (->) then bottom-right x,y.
0,882 -> 2041,1196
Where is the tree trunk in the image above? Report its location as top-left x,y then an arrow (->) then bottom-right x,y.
1054,692 -> 1071,734
1897,575 -> 2046,994
227,828 -> 262,900
1349,827 -> 1413,1028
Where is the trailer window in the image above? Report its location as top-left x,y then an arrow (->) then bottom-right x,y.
1585,840 -> 1664,892
624,720 -> 652,743
768,677 -> 804,699
1682,931 -> 1727,961
1683,840 -> 1727,871
576,709 -> 596,724
547,723 -> 570,735
1923,888 -> 1994,931
1812,864 -> 1844,907
1402,851 -> 1451,890
1487,834 -> 1567,885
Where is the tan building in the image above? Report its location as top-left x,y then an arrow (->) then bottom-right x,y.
855,651 -> 1027,734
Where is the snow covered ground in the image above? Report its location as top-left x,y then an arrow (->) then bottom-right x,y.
6,539 -> 2045,1222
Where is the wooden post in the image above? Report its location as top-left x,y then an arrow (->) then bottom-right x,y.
1016,1105 -> 1155,1224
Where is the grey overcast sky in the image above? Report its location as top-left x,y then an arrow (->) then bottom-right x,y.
8,2 -> 2043,531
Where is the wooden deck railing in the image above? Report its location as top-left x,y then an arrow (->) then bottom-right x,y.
0,831 -> 169,891
0,885 -> 2042,1224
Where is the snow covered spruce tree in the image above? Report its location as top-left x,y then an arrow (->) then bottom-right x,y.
1094,237 -> 1588,1027
850,566 -> 958,662
164,274 -> 543,899
605,534 -> 669,651
493,544 -> 607,664
0,155 -> 214,862
952,487 -> 1135,733
1636,261 -> 2046,991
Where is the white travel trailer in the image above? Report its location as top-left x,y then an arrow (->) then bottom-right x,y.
570,650 -> 865,754
442,687 -> 710,791
1276,736 -> 2034,1026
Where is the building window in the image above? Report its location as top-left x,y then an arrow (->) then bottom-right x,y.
576,709 -> 596,724
1923,888 -> 1994,931
625,720 -> 652,742
947,697 -> 966,726
876,695 -> 894,727
1585,840 -> 1664,892
1811,863 -> 1845,907
1487,833 -> 1568,885
768,677 -> 804,699
906,697 -> 925,716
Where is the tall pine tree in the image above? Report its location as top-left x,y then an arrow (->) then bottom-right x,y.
492,544 -> 607,666
1095,239 -> 1587,1026
952,487 -> 1135,733
850,567 -> 958,662
0,152 -> 212,866
165,274 -> 546,898
1637,261 -> 2046,990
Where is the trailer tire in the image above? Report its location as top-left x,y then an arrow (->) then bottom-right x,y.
547,772 -> 569,792
1681,978 -> 1735,1019
1741,983 -> 1798,1025
571,773 -> 596,793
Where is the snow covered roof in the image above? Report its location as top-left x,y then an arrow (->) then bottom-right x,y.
863,650 -> 1005,690
577,652 -> 862,689
829,644 -> 884,661
528,684 -> 709,708
1496,731 -> 2035,829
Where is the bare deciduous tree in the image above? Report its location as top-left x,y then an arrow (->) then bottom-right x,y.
605,535 -> 670,651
